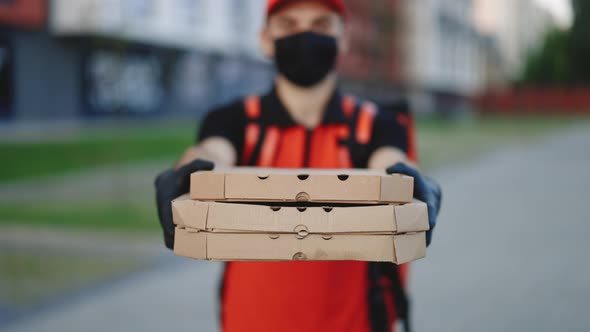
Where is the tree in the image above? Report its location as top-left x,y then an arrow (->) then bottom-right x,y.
568,0 -> 590,84
520,0 -> 590,85
520,28 -> 570,85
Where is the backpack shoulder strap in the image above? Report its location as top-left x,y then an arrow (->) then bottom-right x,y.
395,112 -> 418,163
241,95 -> 262,166
339,95 -> 379,168
341,94 -> 379,146
356,100 -> 378,145
342,94 -> 357,119
244,95 -> 261,120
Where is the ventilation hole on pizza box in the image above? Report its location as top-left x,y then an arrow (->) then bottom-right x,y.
337,175 -> 349,181
323,207 -> 334,213
257,174 -> 269,180
296,192 -> 310,202
297,174 -> 309,180
270,206 -> 281,212
297,207 -> 307,212
294,225 -> 308,236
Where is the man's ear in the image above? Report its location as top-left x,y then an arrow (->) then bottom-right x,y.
260,27 -> 275,58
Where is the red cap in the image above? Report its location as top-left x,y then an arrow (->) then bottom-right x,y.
266,0 -> 346,18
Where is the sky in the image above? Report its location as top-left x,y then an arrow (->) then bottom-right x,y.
534,0 -> 573,26
473,0 -> 574,34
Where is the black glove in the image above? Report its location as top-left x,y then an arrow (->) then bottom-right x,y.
386,163 -> 442,246
155,159 -> 214,250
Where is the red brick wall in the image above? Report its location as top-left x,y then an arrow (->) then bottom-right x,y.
0,0 -> 47,29
476,88 -> 590,114
340,0 -> 402,84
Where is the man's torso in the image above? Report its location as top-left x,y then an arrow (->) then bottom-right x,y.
198,89 -> 412,332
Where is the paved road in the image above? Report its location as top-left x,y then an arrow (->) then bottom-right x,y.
412,125 -> 590,332
3,125 -> 589,332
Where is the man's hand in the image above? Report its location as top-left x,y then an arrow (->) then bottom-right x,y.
155,159 -> 214,250
387,163 -> 442,246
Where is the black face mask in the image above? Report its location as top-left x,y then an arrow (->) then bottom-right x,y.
274,31 -> 338,87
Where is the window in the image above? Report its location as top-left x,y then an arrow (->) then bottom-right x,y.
84,49 -> 166,114
0,40 -> 13,118
175,0 -> 206,28
126,0 -> 156,21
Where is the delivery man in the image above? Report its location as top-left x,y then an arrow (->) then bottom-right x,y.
155,1 -> 442,331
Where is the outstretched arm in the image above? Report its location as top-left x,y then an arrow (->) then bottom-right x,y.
368,146 -> 414,170
176,137 -> 237,169
365,105 -> 442,246
155,101 -> 246,249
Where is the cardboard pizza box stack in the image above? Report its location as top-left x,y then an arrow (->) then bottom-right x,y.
172,168 -> 429,264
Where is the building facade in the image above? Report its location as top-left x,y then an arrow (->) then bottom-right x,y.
1,0 -> 512,121
398,0 -> 487,113
0,0 -> 273,121
339,0 -> 404,99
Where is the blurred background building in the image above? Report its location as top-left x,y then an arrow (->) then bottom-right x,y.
0,0 -> 273,121
0,0 -> 582,122
400,0 -> 486,114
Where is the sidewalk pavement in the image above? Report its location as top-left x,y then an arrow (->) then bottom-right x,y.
3,258 -> 224,332
0,160 -> 170,204
3,125 -> 590,332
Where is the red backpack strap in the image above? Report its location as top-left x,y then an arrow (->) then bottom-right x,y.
258,126 -> 281,167
241,96 -> 262,165
244,95 -> 261,119
396,113 -> 418,163
355,101 -> 378,145
334,95 -> 357,167
341,94 -> 357,119
355,100 -> 418,163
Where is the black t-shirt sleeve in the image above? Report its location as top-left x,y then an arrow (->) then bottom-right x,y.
197,100 -> 247,157
368,106 -> 411,155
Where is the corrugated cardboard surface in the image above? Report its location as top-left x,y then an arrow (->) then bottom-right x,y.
174,228 -> 426,264
172,196 -> 428,264
172,196 -> 429,234
190,168 -> 414,204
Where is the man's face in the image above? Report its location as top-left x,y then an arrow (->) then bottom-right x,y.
260,0 -> 347,58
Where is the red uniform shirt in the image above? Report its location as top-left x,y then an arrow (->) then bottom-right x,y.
199,88 -> 416,332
